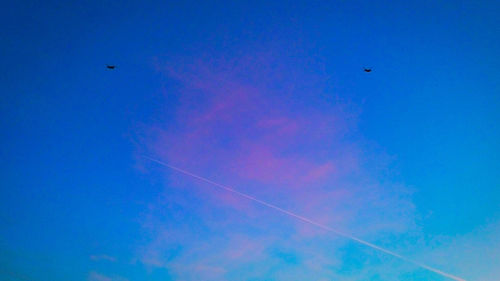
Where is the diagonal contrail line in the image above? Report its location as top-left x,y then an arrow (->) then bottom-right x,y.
143,155 -> 466,281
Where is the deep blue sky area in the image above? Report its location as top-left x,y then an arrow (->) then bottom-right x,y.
1,1 -> 499,281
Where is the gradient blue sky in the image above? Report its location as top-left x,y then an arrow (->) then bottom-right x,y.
1,1 -> 499,280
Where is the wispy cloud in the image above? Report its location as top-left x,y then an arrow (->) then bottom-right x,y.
87,271 -> 128,281
136,51 -> 427,280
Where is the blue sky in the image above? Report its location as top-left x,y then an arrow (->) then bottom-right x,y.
1,1 -> 499,280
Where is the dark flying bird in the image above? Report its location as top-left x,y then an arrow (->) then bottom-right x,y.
106,65 -> 116,69
364,68 -> 372,72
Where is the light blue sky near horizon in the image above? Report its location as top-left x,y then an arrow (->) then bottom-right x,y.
1,1 -> 499,280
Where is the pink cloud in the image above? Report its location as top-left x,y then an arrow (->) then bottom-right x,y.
136,52 -> 418,280
230,144 -> 336,187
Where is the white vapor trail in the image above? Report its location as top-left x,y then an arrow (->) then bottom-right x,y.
143,156 -> 466,281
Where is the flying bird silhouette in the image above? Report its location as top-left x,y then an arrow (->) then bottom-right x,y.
364,68 -> 372,72
106,65 -> 116,70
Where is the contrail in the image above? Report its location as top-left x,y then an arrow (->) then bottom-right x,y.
143,156 -> 466,281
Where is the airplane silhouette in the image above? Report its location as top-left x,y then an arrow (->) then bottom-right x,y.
364,68 -> 372,72
106,65 -> 116,69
